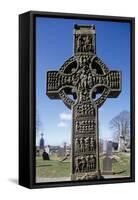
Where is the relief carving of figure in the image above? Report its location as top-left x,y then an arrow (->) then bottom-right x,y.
88,73 -> 92,88
91,121 -> 95,130
80,70 -> 87,89
83,105 -> 87,115
90,137 -> 95,152
90,155 -> 96,170
75,157 -> 81,173
75,121 -> 79,131
76,35 -> 82,52
81,156 -> 86,172
85,137 -> 90,151
86,155 -> 91,172
91,107 -> 95,116
83,35 -> 92,52
75,138 -> 80,152
80,137 -> 85,152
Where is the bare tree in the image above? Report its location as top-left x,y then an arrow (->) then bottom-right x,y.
110,111 -> 130,147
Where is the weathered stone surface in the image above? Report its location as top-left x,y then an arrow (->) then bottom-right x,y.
46,24 -> 121,180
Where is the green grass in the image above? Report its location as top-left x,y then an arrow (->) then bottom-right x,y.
36,152 -> 130,178
100,152 -> 130,176
36,156 -> 70,178
112,152 -> 130,176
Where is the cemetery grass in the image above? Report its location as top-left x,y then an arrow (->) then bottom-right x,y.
112,152 -> 130,176
36,152 -> 130,178
100,152 -> 130,177
36,156 -> 70,178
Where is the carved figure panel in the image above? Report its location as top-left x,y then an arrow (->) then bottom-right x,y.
75,154 -> 96,173
75,136 -> 96,154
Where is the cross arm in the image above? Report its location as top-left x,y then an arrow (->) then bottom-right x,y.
93,70 -> 121,98
108,70 -> 121,97
46,71 -> 75,99
46,71 -> 59,99
105,70 -> 121,97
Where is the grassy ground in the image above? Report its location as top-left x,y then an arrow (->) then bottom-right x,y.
112,152 -> 130,176
100,152 -> 130,176
36,152 -> 130,178
36,156 -> 70,178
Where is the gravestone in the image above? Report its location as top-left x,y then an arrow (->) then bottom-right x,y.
46,24 -> 121,180
102,157 -> 112,174
42,150 -> 50,160
102,141 -> 113,175
118,135 -> 126,152
106,141 -> 113,156
103,140 -> 107,153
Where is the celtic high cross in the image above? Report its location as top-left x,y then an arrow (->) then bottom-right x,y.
46,25 -> 121,180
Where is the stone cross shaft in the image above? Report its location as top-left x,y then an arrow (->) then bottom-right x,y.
46,25 -> 121,180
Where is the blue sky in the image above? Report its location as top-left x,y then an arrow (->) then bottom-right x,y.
35,17 -> 130,146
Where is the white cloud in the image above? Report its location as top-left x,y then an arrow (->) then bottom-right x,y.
58,112 -> 72,128
59,112 -> 71,121
57,121 -> 67,128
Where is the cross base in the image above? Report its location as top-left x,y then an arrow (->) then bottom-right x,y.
71,171 -> 104,181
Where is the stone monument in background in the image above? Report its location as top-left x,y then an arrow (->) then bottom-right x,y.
40,133 -> 45,150
102,141 -> 113,175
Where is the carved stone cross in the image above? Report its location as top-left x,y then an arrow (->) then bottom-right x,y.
46,24 -> 121,180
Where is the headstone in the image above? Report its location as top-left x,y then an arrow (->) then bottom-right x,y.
112,142 -> 118,151
46,24 -> 121,180
118,135 -> 126,152
103,140 -> 107,153
102,141 -> 112,174
102,157 -> 112,174
42,150 -> 50,160
106,141 -> 112,156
